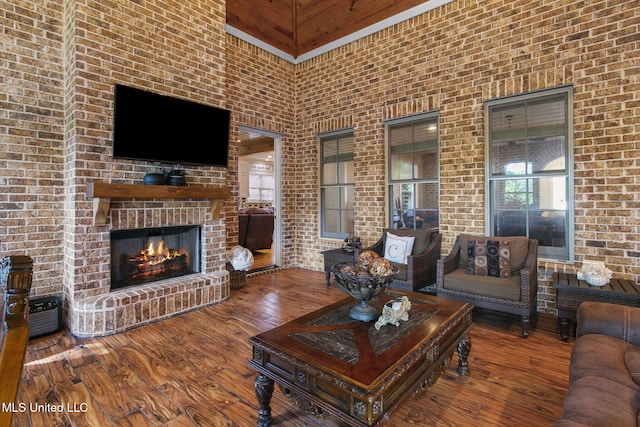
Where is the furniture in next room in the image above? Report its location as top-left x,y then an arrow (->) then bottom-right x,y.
436,234 -> 538,338
553,301 -> 640,427
554,272 -> 640,341
363,227 -> 441,293
0,255 -> 33,427
238,208 -> 275,252
249,290 -> 472,427
321,248 -> 357,286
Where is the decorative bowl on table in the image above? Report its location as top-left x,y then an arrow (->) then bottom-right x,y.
584,272 -> 610,287
331,260 -> 398,322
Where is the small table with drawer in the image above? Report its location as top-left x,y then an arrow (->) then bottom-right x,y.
553,272 -> 640,341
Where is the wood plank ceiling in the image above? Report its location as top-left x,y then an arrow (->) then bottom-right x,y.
226,0 -> 430,58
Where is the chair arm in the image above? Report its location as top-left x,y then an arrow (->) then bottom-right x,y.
576,301 -> 640,346
364,238 -> 385,257
436,238 -> 461,290
518,239 -> 538,304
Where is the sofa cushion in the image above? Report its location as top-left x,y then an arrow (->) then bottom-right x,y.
458,234 -> 528,273
569,334 -> 640,391
382,228 -> 432,256
384,232 -> 414,264
554,376 -> 640,427
626,347 -> 640,386
443,267 -> 521,301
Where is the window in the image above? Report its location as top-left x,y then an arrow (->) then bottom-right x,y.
248,173 -> 274,202
319,130 -> 354,238
486,86 -> 573,260
386,113 -> 439,230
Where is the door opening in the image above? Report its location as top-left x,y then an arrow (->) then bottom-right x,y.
237,126 -> 282,272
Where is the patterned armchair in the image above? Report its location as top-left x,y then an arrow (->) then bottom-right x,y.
436,234 -> 538,337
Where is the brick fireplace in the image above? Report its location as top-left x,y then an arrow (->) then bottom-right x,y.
67,196 -> 230,338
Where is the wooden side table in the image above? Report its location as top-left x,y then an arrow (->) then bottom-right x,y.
553,272 -> 640,341
321,248 -> 357,285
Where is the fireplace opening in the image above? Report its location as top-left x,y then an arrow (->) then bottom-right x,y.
110,226 -> 201,290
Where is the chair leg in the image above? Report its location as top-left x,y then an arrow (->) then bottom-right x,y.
521,316 -> 529,338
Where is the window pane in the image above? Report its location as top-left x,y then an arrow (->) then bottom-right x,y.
414,182 -> 439,228
530,136 -> 565,173
390,152 -> 413,180
324,210 -> 339,234
322,162 -> 337,185
323,187 -> 340,209
322,139 -> 338,162
338,160 -> 354,184
491,140 -> 526,176
343,186 -> 354,210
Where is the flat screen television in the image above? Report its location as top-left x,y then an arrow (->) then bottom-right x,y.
112,84 -> 230,167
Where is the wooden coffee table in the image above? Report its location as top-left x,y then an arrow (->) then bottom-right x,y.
249,290 -> 473,426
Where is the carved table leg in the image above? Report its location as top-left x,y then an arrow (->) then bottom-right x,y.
255,374 -> 274,427
456,335 -> 471,376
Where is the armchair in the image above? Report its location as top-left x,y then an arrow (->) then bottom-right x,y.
365,227 -> 441,292
436,234 -> 538,337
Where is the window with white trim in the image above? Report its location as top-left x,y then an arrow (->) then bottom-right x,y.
386,113 -> 439,230
319,130 -> 354,239
486,86 -> 573,261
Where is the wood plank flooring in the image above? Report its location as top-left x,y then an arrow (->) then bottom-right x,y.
14,269 -> 571,426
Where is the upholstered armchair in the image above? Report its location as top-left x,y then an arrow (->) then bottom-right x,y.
365,227 -> 441,292
436,234 -> 538,338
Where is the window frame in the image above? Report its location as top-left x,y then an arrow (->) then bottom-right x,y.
485,85 -> 574,262
318,128 -> 355,239
385,112 -> 440,230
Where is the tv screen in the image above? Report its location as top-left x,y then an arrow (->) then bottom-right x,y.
112,84 -> 230,167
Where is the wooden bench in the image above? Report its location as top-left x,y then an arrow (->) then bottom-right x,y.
0,255 -> 33,427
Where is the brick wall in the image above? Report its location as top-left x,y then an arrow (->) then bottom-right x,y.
2,0 -> 640,322
290,0 -> 639,312
2,0 -> 233,335
0,0 -> 65,296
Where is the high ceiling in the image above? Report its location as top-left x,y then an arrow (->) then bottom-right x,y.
226,0 -> 433,59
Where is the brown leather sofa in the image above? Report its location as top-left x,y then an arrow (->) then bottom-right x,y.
553,301 -> 640,426
238,208 -> 274,252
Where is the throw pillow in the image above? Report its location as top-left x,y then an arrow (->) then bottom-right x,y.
466,239 -> 511,278
473,240 -> 488,276
466,241 -> 476,274
384,232 -> 415,264
486,240 -> 500,277
499,240 -> 512,279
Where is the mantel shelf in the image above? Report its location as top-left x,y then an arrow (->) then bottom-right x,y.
86,182 -> 231,226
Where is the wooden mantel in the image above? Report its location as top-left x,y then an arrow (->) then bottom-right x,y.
86,182 -> 231,226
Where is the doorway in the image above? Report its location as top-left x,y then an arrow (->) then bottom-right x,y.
237,126 -> 281,272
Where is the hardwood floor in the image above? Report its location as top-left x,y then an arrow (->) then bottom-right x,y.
15,269 -> 571,426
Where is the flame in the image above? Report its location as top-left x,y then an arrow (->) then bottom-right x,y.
139,240 -> 183,266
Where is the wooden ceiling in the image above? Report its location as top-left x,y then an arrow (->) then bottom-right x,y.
226,0 -> 431,58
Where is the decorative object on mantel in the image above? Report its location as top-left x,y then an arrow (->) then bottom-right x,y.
374,296 -> 411,330
578,261 -> 613,287
331,258 -> 398,322
166,169 -> 186,186
343,232 -> 361,253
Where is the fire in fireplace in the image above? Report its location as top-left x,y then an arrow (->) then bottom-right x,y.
110,226 -> 201,290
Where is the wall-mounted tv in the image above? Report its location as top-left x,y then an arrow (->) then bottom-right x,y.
112,84 -> 230,167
